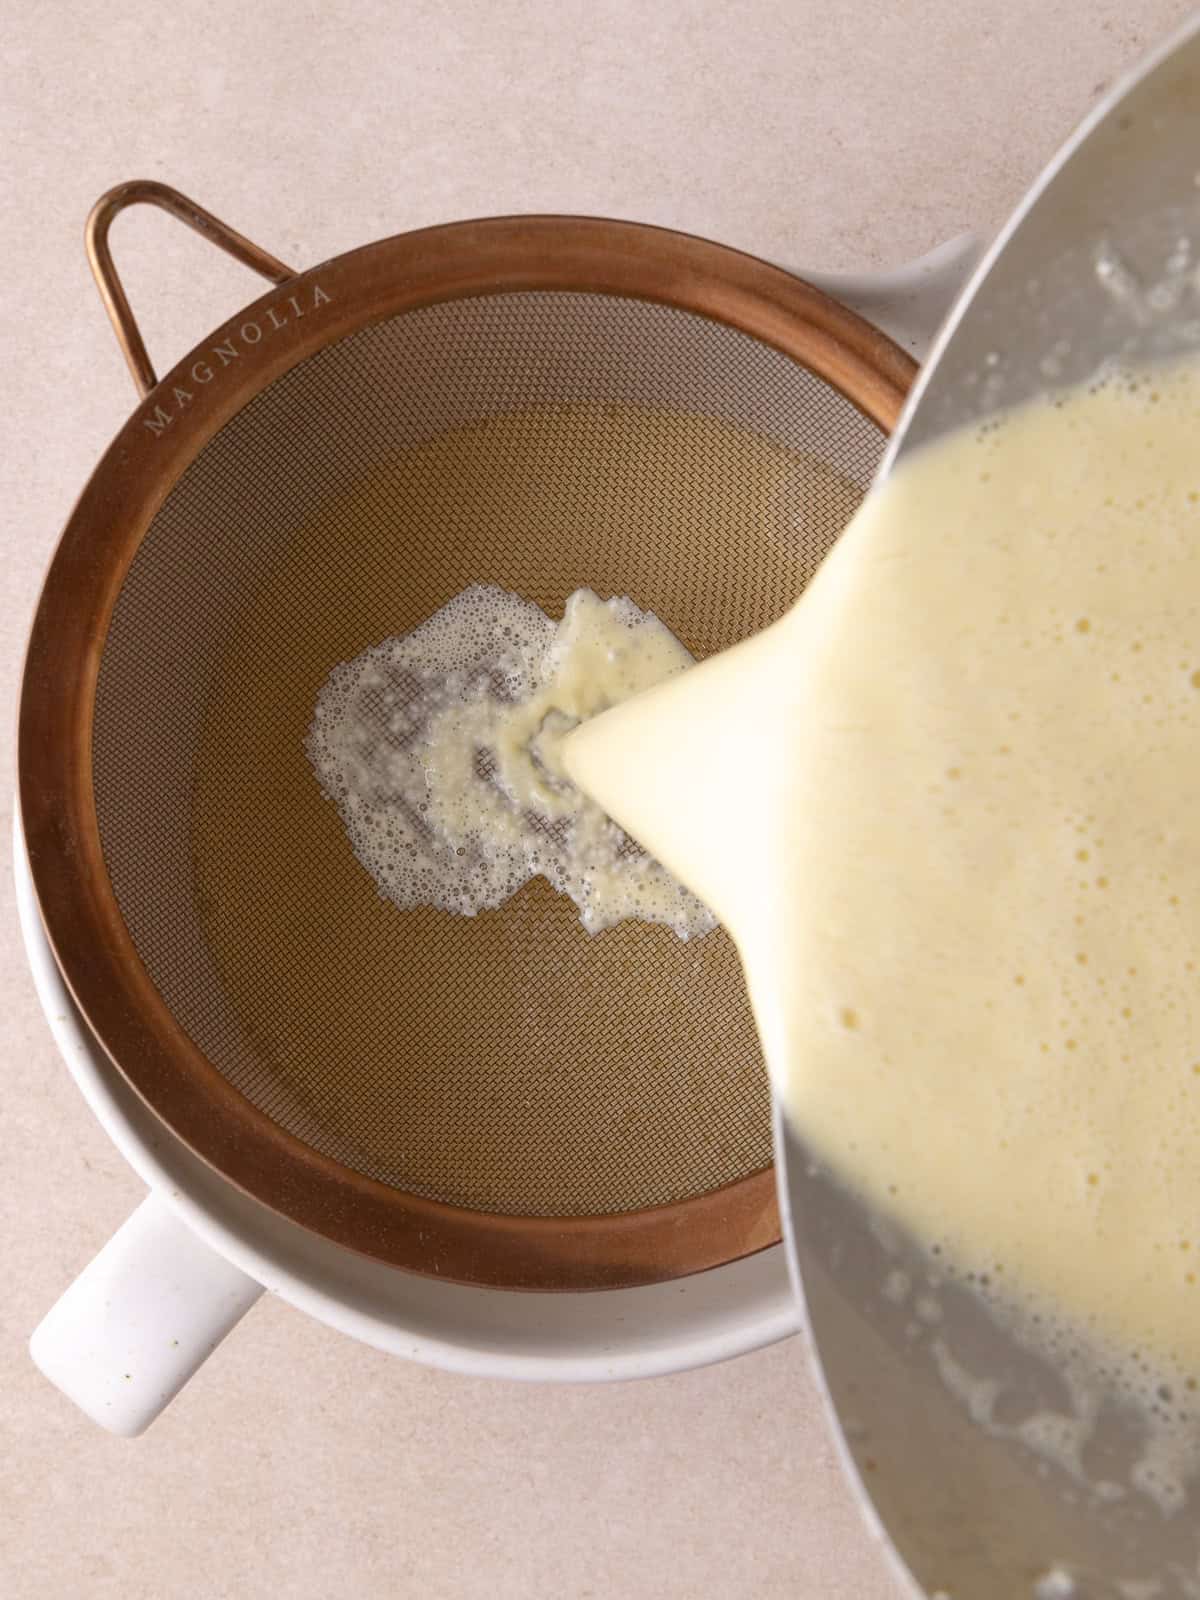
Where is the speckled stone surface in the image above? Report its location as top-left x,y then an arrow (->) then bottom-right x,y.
3,4 -> 1195,1595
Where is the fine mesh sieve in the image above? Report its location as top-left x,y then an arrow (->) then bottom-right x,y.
21,186 -> 914,1289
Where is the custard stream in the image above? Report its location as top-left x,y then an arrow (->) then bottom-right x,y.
567,361 -> 1200,1384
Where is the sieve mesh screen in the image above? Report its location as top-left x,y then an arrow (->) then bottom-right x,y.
92,290 -> 882,1218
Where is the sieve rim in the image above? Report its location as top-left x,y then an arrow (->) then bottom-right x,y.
20,212 -> 915,1288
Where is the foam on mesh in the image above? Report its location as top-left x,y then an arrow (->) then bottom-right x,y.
305,583 -> 716,939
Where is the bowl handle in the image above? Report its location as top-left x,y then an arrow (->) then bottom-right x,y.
29,1193 -> 263,1436
85,180 -> 296,396
800,233 -> 985,363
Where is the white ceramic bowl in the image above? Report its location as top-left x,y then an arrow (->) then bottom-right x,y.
21,238 -> 979,1435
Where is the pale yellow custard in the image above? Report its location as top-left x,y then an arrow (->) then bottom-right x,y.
307,583 -> 714,938
566,360 -> 1200,1382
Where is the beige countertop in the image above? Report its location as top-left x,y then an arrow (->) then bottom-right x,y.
3,3 -> 1196,1596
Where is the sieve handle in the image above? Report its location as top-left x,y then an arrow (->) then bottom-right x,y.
30,1193 -> 264,1436
85,180 -> 296,396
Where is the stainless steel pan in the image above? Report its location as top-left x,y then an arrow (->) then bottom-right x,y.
779,14 -> 1200,1597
